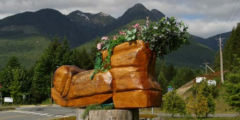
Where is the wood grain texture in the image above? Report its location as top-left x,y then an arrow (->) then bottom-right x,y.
51,40 -> 162,108
113,90 -> 162,109
52,88 -> 112,107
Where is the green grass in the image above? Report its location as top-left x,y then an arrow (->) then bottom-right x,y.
0,34 -> 50,69
214,85 -> 235,114
140,114 -> 158,119
0,107 -> 15,111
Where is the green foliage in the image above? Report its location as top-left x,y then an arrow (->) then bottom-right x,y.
0,35 -> 50,69
192,81 -> 219,99
141,17 -> 190,58
207,95 -> 216,116
225,55 -> 240,113
157,71 -> 168,94
32,37 -> 74,103
186,94 -> 209,117
41,98 -> 51,104
213,51 -> 220,71
91,17 -> 189,78
91,36 -> 126,79
5,56 -> 21,69
170,67 -> 195,89
163,90 -> 186,117
9,69 -> 26,104
223,23 -> 240,70
187,81 -> 217,117
125,26 -> 138,41
73,47 -> 94,70
155,61 -> 202,91
0,56 -> 31,104
0,56 -> 22,97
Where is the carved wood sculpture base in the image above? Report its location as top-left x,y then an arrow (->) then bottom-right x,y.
76,109 -> 139,120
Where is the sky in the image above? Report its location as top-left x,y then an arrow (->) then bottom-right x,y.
0,0 -> 239,38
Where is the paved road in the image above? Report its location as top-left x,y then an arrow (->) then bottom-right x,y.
0,105 -> 76,120
141,112 -> 239,118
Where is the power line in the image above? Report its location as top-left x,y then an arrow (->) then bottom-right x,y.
219,0 -> 239,34
223,1 -> 240,33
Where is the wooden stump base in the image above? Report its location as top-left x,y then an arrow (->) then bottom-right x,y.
76,108 -> 139,120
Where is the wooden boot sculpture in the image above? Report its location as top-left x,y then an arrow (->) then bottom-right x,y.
51,40 -> 162,108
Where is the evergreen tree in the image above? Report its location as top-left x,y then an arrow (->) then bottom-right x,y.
213,51 -> 220,71
223,23 -> 240,69
73,47 -> 94,70
0,56 -> 22,97
32,37 -> 74,103
165,64 -> 176,82
171,68 -> 195,88
225,56 -> 240,113
9,69 -> 26,104
157,71 -> 168,94
0,56 -> 29,104
6,56 -> 21,69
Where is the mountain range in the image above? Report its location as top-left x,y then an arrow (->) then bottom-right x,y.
0,3 -> 231,69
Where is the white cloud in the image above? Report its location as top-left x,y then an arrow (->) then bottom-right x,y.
182,19 -> 238,38
0,0 -> 240,38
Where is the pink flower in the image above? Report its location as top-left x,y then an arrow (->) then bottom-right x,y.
113,35 -> 117,40
101,36 -> 109,40
119,30 -> 126,36
133,23 -> 140,28
97,43 -> 103,50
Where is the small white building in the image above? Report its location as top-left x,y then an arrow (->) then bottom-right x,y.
196,77 -> 206,83
207,80 -> 217,86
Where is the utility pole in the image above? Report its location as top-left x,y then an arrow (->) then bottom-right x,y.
217,37 -> 225,83
203,62 -> 209,74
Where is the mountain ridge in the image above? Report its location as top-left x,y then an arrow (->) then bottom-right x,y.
0,3 -> 230,69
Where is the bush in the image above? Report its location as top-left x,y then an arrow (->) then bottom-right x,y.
187,81 -> 217,117
162,90 -> 186,117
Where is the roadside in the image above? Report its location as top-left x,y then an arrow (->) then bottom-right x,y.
0,104 -> 59,112
0,105 -> 75,120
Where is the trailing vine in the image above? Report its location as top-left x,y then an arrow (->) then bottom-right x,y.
90,17 -> 189,79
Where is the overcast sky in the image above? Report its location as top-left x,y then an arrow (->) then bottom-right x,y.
0,0 -> 239,38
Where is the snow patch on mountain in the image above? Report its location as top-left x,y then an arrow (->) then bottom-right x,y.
77,13 -> 89,20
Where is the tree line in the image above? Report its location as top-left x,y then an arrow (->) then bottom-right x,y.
0,36 -> 203,104
0,37 -> 97,104
156,61 -> 203,94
